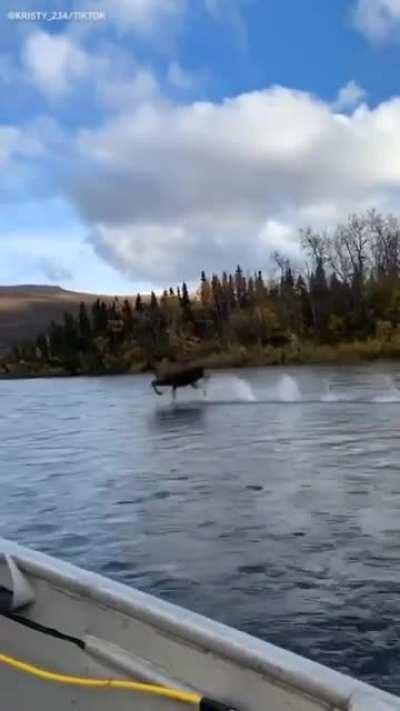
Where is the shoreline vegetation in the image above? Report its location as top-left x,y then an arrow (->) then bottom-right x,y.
2,338 -> 400,380
4,210 -> 400,380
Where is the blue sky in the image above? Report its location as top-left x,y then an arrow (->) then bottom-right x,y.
2,0 -> 400,294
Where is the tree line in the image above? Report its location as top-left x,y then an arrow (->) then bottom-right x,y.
12,210 -> 400,373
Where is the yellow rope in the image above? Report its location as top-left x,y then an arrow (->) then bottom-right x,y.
0,653 -> 201,705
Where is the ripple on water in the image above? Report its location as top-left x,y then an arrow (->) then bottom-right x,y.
3,366 -> 400,694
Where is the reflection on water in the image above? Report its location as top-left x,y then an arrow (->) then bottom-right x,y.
152,404 -> 205,429
2,363 -> 400,693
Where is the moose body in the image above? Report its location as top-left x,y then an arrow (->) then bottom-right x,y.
151,366 -> 206,399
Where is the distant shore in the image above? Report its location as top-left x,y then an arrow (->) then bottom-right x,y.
2,337 -> 400,380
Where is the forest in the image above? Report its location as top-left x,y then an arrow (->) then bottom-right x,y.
8,210 -> 400,376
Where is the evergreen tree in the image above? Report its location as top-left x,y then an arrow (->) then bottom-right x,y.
200,271 -> 211,307
227,273 -> 237,310
255,270 -> 266,301
78,302 -> 91,350
160,290 -> 169,310
150,291 -> 159,310
92,300 -> 109,334
135,293 -> 143,312
247,276 -> 255,306
48,321 -> 63,357
282,266 -> 295,293
121,299 -> 134,340
234,265 -> 247,307
36,333 -> 49,361
296,275 -> 313,331
310,257 -> 330,337
63,312 -> 79,353
181,282 -> 193,321
92,299 -> 103,334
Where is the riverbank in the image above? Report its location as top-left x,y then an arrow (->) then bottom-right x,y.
2,336 -> 400,379
198,337 -> 400,368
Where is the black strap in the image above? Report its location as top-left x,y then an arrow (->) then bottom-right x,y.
200,698 -> 237,711
0,586 -> 85,651
5,611 -> 86,650
0,586 -> 13,614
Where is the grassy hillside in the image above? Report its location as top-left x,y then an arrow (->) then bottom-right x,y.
0,285 -> 128,354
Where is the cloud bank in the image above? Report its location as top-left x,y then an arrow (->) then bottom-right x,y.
6,15 -> 400,290
55,84 -> 400,285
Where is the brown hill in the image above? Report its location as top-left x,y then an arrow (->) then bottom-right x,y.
0,285 -> 131,354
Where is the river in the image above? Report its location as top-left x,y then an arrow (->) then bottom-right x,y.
1,363 -> 400,693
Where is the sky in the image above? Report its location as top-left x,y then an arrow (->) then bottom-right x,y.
2,0 -> 400,294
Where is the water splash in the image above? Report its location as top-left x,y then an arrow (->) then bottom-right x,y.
372,375 -> 400,402
206,375 -> 256,402
321,381 -> 345,402
201,372 -> 400,405
274,375 -> 301,402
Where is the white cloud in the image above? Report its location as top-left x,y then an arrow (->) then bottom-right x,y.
21,29 -> 160,111
100,0 -> 248,40
167,61 -> 194,90
0,55 -> 18,86
0,126 -> 42,167
332,80 -> 367,112
100,0 -> 187,37
352,0 -> 400,42
36,257 -> 73,282
50,86 -> 400,285
98,69 -> 160,109
204,0 -> 248,48
22,30 -> 91,99
0,127 -> 26,166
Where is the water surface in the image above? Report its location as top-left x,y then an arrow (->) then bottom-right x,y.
1,364 -> 400,693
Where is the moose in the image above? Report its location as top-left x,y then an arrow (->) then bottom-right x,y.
151,365 -> 207,399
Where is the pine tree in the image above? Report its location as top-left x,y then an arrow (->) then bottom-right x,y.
78,302 -> 91,350
150,291 -> 159,310
296,275 -> 313,330
63,312 -> 79,353
283,266 -> 295,292
211,274 -> 224,336
99,301 -> 108,332
200,271 -> 211,307
160,290 -> 168,309
181,282 -> 193,321
36,333 -> 49,361
310,258 -> 329,336
235,265 -> 247,308
255,270 -> 266,301
48,321 -> 63,357
135,293 -> 143,312
247,276 -> 255,306
121,299 -> 133,340
228,274 -> 237,310
107,300 -> 118,322
92,299 -> 103,334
